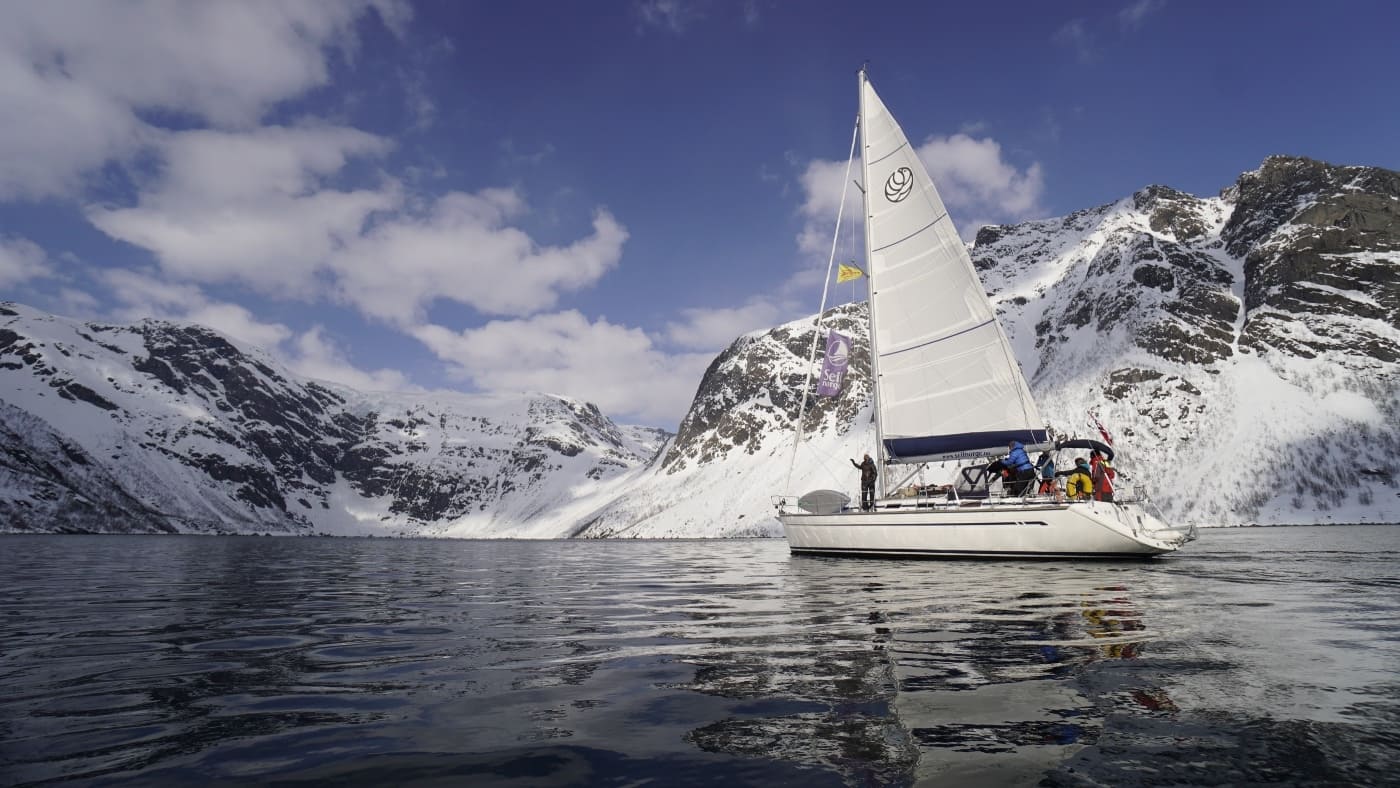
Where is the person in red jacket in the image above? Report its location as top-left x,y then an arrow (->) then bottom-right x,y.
1089,450 -> 1116,502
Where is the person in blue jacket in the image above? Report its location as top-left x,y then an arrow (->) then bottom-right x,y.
1005,441 -> 1036,496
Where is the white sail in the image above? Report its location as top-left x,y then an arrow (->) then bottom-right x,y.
859,76 -> 1046,463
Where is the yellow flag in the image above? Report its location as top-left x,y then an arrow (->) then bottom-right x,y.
837,263 -> 865,283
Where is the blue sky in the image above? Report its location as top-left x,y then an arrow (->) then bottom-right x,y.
2,0 -> 1397,428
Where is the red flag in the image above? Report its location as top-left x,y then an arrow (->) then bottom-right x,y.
1087,411 -> 1114,447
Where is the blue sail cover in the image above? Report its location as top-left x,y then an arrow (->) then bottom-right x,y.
886,429 -> 1051,463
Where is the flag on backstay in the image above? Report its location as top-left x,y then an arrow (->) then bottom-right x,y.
837,263 -> 865,283
816,330 -> 850,397
1087,410 -> 1114,446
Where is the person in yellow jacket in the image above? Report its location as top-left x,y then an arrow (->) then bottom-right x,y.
1065,457 -> 1095,501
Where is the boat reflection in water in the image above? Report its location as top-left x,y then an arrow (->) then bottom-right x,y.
681,558 -> 1178,786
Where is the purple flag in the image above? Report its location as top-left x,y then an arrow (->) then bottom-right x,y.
816,330 -> 850,397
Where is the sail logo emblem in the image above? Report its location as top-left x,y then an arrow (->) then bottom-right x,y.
827,334 -> 849,367
884,167 -> 914,202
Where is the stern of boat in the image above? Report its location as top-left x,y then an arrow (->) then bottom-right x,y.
1079,499 -> 1196,554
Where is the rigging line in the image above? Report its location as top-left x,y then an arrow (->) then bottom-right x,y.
785,113 -> 861,495
868,139 -> 909,167
871,212 -> 947,253
849,182 -> 857,301
879,319 -> 995,358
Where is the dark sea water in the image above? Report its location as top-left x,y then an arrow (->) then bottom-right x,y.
2,526 -> 1399,787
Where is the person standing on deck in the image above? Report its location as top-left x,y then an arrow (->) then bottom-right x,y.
1090,450 -> 1116,502
851,453 -> 877,511
1035,452 -> 1057,495
1005,441 -> 1036,496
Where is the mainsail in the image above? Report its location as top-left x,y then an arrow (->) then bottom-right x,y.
858,74 -> 1046,463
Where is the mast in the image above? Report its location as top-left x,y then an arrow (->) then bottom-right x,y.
858,66 -> 887,497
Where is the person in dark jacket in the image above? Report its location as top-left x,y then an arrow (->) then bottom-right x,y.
851,453 -> 877,510
1035,452 -> 1057,495
1004,441 -> 1036,496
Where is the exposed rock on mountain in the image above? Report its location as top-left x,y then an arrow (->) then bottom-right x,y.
1224,156 -> 1400,364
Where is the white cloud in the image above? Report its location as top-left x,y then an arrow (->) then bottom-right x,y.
1053,19 -> 1095,63
796,157 -> 863,258
1118,0 -> 1166,31
636,0 -> 701,33
331,196 -> 628,325
665,298 -> 784,351
0,0 -> 406,199
0,235 -> 50,286
286,326 -> 417,392
915,134 -> 1045,220
57,287 -> 100,315
413,311 -> 711,426
742,0 -> 763,28
101,268 -> 206,315
151,125 -> 391,203
1053,4 -> 1162,65
0,48 -> 148,200
401,68 -> 437,131
87,125 -> 399,298
6,1 -> 407,125
500,139 -> 556,167
86,121 -> 626,327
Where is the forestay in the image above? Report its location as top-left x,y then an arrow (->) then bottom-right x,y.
859,77 -> 1046,463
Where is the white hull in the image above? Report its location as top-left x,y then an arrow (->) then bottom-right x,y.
779,498 -> 1191,558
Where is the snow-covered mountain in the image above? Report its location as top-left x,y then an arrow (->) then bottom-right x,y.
2,155 -> 1396,535
0,305 -> 667,535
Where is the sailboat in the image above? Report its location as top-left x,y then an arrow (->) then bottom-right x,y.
777,68 -> 1196,558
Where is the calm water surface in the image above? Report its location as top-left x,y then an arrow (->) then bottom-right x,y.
2,526 -> 1399,786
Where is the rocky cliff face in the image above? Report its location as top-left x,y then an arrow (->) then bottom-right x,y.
1225,157 -> 1400,363
664,303 -> 869,474
2,156 -> 1396,535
